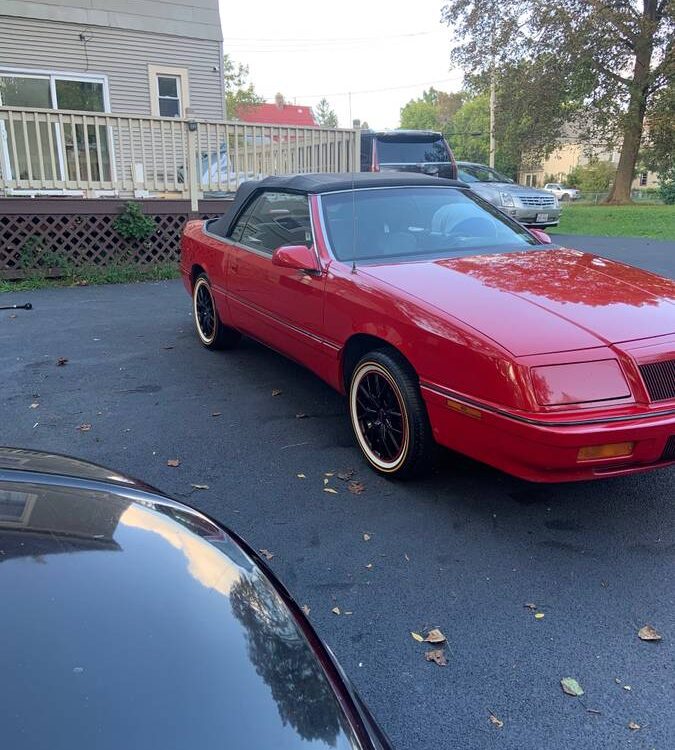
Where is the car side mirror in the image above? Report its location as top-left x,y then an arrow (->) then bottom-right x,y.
272,244 -> 320,273
529,228 -> 552,244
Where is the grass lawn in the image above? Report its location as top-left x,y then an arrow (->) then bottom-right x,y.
549,203 -> 675,241
0,263 -> 179,293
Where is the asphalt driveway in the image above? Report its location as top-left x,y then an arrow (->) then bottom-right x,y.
1,241 -> 674,750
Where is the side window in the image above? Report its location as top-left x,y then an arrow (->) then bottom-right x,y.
238,192 -> 312,254
228,196 -> 263,243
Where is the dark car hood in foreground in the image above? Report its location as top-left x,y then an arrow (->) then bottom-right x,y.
0,451 -> 367,750
363,248 -> 675,356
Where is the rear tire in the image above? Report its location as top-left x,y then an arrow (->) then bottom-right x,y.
192,273 -> 241,350
348,349 -> 434,479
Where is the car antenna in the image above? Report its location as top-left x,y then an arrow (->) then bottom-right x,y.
351,129 -> 357,273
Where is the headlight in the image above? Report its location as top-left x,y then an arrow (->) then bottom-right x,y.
531,360 -> 631,406
500,192 -> 515,207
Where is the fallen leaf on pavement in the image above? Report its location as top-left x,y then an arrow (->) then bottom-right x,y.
345,610 -> 353,615
271,389 -> 282,396
535,612 -> 545,620
425,649 -> 447,666
348,481 -> 365,494
259,549 -> 274,560
404,553 -> 410,561
323,478 -> 329,485
56,357 -> 68,366
638,624 -> 662,641
9,314 -> 17,319
191,484 -> 209,490
560,678 -> 584,697
211,411 -> 221,417
30,403 -> 39,409
524,603 -> 537,611
627,721 -> 641,731
363,533 -> 371,541
77,423 -> 92,432
166,458 -> 180,467
163,345 -> 174,350
411,631 -> 424,642
325,472 -> 334,477
425,628 -> 446,644
623,685 -> 631,691
323,488 -> 338,494
301,605 -> 310,616
488,712 -> 504,729
587,708 -> 602,715
295,413 -> 308,419
332,607 -> 341,615
337,469 -> 354,481
365,563 -> 373,569
297,473 -> 306,479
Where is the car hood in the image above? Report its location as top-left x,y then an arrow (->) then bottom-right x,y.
0,457 -> 362,750
362,248 -> 675,356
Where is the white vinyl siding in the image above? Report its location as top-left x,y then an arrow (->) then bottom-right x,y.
0,15 -> 224,120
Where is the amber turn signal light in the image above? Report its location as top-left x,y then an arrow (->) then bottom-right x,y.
577,442 -> 634,462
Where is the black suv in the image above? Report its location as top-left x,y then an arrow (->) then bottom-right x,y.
360,129 -> 457,179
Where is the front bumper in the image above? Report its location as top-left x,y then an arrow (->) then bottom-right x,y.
422,383 -> 675,482
503,206 -> 561,227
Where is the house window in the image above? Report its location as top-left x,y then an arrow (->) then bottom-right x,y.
157,76 -> 181,117
0,69 -> 111,184
639,171 -> 648,186
148,65 -> 189,118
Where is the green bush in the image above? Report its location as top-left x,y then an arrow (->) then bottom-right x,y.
657,171 -> 675,205
567,161 -> 617,192
113,202 -> 156,243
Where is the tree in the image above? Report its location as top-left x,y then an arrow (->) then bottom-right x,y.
223,54 -> 263,119
314,98 -> 338,127
567,161 -> 618,192
400,88 -> 464,131
441,1 -> 675,204
641,80 -> 675,180
446,94 -> 490,164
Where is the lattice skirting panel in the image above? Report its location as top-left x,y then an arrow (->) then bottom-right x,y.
0,198 -> 233,279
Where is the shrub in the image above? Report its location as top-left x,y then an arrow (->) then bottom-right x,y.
657,169 -> 675,205
566,161 -> 617,192
113,202 -> 156,243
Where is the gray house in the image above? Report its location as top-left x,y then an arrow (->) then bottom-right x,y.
0,0 -> 225,120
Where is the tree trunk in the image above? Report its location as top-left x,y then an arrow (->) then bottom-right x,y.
606,3 -> 655,204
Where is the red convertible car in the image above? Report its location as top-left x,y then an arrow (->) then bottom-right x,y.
180,173 -> 675,482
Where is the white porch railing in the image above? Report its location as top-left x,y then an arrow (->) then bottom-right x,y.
0,106 -> 360,207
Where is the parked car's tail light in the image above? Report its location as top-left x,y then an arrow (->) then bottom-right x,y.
531,360 -> 631,406
577,442 -> 634,461
500,192 -> 515,207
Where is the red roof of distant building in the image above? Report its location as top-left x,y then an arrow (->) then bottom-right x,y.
235,101 -> 317,126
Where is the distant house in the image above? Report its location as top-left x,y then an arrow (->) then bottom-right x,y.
518,127 -> 658,191
236,94 -> 317,127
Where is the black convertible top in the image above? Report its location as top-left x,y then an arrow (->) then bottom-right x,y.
208,172 -> 467,238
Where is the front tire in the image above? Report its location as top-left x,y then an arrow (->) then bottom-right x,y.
349,349 -> 434,478
192,274 -> 241,350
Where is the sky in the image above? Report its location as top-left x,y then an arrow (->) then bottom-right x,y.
219,0 -> 464,129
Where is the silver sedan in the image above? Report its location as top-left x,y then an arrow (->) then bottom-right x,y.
457,161 -> 561,228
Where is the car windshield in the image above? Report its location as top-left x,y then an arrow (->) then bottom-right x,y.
320,186 -> 541,264
458,164 -> 512,183
376,137 -> 450,164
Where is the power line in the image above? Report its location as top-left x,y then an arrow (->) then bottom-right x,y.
279,75 -> 462,100
223,29 -> 444,44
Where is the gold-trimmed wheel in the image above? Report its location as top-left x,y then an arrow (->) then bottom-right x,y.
192,273 -> 241,350
349,349 -> 434,478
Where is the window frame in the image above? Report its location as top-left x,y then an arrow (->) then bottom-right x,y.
0,66 -> 112,192
148,65 -> 189,118
227,190 -> 315,257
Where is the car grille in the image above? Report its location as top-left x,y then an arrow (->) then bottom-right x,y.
519,195 -> 556,207
639,359 -> 675,401
661,436 -> 675,462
